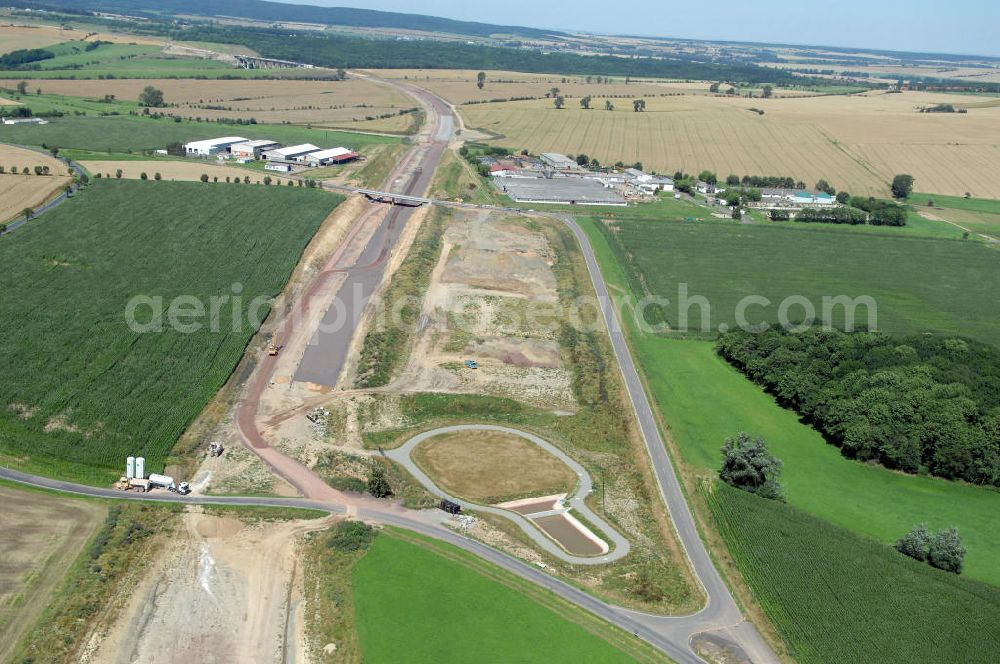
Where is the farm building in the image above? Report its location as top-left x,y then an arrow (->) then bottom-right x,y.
540,152 -> 579,170
183,136 -> 249,157
263,143 -> 320,162
303,147 -> 359,166
761,189 -> 838,206
625,168 -> 652,183
495,176 -> 626,206
230,140 -> 280,159
264,159 -> 298,173
638,175 -> 675,194
696,180 -> 718,195
1,116 -> 48,125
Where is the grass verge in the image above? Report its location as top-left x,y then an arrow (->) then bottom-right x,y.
353,528 -> 670,663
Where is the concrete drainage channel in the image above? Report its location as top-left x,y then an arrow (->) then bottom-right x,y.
384,424 -> 631,565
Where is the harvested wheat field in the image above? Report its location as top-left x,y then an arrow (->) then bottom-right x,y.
79,160 -> 292,184
0,144 -> 72,220
0,485 -> 104,664
0,77 -> 414,127
412,429 -> 578,504
458,89 -> 1000,197
369,68 -> 714,105
0,23 -> 164,52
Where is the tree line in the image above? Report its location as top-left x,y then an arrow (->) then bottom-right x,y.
716,328 -> 1000,487
167,25 -> 806,85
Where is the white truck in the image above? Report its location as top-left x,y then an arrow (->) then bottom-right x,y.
148,473 -> 191,495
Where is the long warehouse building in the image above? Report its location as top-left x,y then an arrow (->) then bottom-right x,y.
183,136 -> 249,157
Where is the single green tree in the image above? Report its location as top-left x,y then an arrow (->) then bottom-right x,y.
836,191 -> 851,204
476,71 -> 486,90
762,84 -> 773,98
22,207 -> 32,220
891,174 -> 915,199
16,80 -> 27,95
367,463 -> 393,498
815,179 -> 836,195
115,168 -> 123,179
720,432 -> 785,501
709,82 -> 721,93
928,528 -> 966,574
633,98 -> 646,112
154,172 -> 161,181
200,173 -> 209,183
554,96 -> 565,109
604,100 -> 614,111
895,524 -> 931,561
139,171 -> 148,180
138,85 -> 165,108
580,95 -> 592,109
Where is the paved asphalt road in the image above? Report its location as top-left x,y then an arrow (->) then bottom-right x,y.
385,423 -> 632,565
294,81 -> 454,385
0,149 -> 83,236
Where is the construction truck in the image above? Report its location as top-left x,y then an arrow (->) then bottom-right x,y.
148,473 -> 191,495
114,476 -> 151,493
266,335 -> 282,356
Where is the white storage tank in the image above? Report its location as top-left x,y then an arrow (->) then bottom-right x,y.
135,457 -> 145,480
126,456 -> 135,479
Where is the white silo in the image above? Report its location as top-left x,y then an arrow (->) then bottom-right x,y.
126,456 -> 136,479
135,457 -> 145,480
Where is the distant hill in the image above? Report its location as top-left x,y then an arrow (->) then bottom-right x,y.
16,0 -> 564,39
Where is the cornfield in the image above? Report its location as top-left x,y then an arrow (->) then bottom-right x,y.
0,179 -> 339,482
708,482 -> 1000,663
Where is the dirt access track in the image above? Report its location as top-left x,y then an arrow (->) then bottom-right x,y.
86,510 -> 333,664
0,485 -> 104,663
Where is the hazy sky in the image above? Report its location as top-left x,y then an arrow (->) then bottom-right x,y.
276,0 -> 999,57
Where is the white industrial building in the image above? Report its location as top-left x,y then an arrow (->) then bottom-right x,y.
230,139 -> 280,159
183,136 -> 248,157
265,159 -> 298,173
1,116 -> 48,125
540,152 -> 579,170
263,143 -> 320,162
303,147 -> 359,166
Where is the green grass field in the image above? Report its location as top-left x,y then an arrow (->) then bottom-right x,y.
579,217 -> 1000,586
0,179 -> 341,483
708,482 -> 1000,664
352,532 -> 657,663
588,211 -> 1000,346
907,191 -> 1000,237
0,114 -> 397,153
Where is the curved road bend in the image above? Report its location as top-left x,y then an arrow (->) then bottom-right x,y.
385,424 -> 632,565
